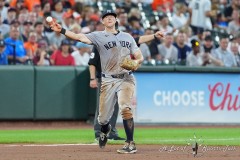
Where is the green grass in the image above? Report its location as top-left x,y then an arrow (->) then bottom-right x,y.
0,128 -> 239,145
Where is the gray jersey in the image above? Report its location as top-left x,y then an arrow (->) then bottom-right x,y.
85,31 -> 139,75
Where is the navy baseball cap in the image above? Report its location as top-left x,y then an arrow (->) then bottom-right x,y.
102,10 -> 117,19
61,39 -> 70,46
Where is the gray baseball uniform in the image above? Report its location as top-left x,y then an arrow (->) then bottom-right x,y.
85,31 -> 139,125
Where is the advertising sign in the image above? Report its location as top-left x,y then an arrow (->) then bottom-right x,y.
134,72 -> 240,123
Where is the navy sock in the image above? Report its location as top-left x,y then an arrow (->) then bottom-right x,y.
101,123 -> 109,134
123,118 -> 134,142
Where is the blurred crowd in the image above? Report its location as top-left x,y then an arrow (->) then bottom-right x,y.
0,0 -> 239,67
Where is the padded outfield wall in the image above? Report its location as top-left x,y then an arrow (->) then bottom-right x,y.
0,66 -> 239,123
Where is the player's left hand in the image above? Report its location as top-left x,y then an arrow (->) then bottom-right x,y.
120,57 -> 140,71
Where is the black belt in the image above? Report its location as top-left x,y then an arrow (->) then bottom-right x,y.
102,72 -> 132,79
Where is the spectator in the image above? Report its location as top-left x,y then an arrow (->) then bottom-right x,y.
201,35 -> 223,66
157,33 -> 178,64
129,17 -> 144,36
40,1 -> 51,17
188,0 -> 215,34
70,23 -> 81,33
61,11 -> 74,30
181,26 -> 193,46
214,37 -> 236,67
47,21 -> 66,49
3,20 -> 24,40
81,6 -> 94,27
227,9 -> 240,35
157,14 -> 173,34
173,31 -> 191,63
0,14 -> 10,37
94,21 -> 104,32
228,33 -> 240,53
230,42 -> 240,67
24,31 -> 38,58
3,8 -> 17,25
171,2 -> 189,30
118,0 -> 138,14
139,39 -> 151,61
14,0 -> 25,15
28,12 -> 38,26
152,0 -> 174,13
18,12 -> 28,26
187,39 -> 204,66
202,35 -> 215,54
25,0 -> 41,12
51,0 -> 64,21
145,28 -> 161,60
32,3 -> 42,17
50,39 -> 75,66
128,8 -> 141,23
0,0 -> 8,21
21,20 -> 33,42
34,21 -> 50,45
10,19 -> 21,28
0,39 -> 7,65
33,40 -> 50,66
118,12 -> 130,32
189,28 -> 204,45
4,26 -> 28,65
72,11 -> 82,25
62,0 -> 73,11
10,0 -> 41,12
224,0 -> 240,23
19,5 -> 29,15
71,42 -> 91,66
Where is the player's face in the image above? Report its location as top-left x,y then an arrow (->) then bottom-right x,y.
102,15 -> 116,28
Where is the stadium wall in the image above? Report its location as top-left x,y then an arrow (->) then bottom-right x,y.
0,66 -> 239,123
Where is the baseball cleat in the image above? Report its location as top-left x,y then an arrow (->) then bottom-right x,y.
117,141 -> 137,154
99,133 -> 107,148
98,124 -> 111,149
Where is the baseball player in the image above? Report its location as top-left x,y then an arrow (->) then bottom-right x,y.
89,31 -> 165,141
48,10 -> 163,154
89,46 -> 125,141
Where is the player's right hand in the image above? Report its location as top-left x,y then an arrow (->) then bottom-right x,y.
155,31 -> 165,39
90,79 -> 98,88
48,19 -> 62,33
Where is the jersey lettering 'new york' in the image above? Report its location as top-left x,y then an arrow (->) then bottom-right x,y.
85,31 -> 139,75
104,41 -> 131,50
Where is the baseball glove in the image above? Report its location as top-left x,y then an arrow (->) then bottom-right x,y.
120,57 -> 139,71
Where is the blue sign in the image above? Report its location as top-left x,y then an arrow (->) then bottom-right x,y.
134,72 -> 240,123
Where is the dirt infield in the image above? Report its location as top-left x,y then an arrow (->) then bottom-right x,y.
0,121 -> 239,160
0,144 -> 239,160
